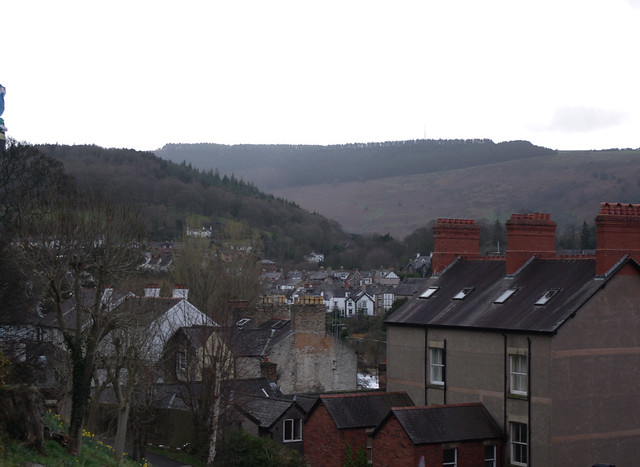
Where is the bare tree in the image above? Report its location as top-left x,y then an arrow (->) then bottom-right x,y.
171,220 -> 263,322
100,309 -> 156,460
170,221 -> 262,465
16,190 -> 145,454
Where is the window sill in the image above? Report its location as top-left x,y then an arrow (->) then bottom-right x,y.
507,393 -> 528,401
427,383 -> 445,390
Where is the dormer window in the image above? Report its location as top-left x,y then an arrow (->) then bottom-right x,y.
453,287 -> 474,300
495,288 -> 518,304
419,286 -> 439,299
535,289 -> 559,306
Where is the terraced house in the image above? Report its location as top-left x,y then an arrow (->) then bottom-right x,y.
386,202 -> 640,466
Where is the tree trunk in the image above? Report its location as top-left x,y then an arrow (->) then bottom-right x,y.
66,337 -> 97,455
114,402 -> 130,460
206,395 -> 222,467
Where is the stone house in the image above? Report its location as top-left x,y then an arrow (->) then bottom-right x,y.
232,303 -> 357,394
303,391 -> 414,467
385,203 -> 640,466
373,403 -> 504,467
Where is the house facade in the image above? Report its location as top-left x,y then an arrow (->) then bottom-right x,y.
232,303 -> 357,393
386,203 -> 640,466
373,403 -> 504,467
303,391 -> 414,466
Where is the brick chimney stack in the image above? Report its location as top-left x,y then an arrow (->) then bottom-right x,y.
432,218 -> 480,274
505,213 -> 556,274
595,202 -> 640,275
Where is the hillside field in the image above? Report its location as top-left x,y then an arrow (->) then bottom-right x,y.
268,150 -> 640,239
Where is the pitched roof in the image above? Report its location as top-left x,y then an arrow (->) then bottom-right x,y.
385,258 -> 612,333
235,396 -> 303,429
231,318 -> 292,357
319,391 -> 414,429
394,278 -> 429,297
224,377 -> 284,399
387,403 -> 503,444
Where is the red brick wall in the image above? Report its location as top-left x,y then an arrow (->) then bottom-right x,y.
595,202 -> 640,275
374,416 -> 422,466
305,404 -> 357,467
374,416 -> 504,466
432,218 -> 480,274
304,403 -> 374,466
505,213 -> 556,274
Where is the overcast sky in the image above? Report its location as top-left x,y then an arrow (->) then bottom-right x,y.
4,0 -> 639,152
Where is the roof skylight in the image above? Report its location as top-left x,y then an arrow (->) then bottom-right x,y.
452,287 -> 474,300
494,288 -> 518,304
535,289 -> 559,305
419,286 -> 440,299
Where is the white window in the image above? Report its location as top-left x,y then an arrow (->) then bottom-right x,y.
443,447 -> 457,466
429,347 -> 445,385
510,422 -> 528,466
452,287 -> 473,300
510,354 -> 528,395
283,418 -> 302,442
494,288 -> 517,304
176,350 -> 187,373
420,286 -> 439,299
535,289 -> 558,305
484,444 -> 496,467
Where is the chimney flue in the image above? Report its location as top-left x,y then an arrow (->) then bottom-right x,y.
144,284 -> 161,298
173,284 -> 189,300
505,213 -> 556,274
432,218 -> 480,274
595,202 -> 640,275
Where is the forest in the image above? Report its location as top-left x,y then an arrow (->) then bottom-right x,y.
156,139 -> 556,190
34,142 -> 599,271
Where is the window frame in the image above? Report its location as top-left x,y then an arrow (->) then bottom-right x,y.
535,288 -> 559,305
494,287 -> 518,304
283,418 -> 302,443
510,421 -> 528,466
443,447 -> 457,467
429,346 -> 445,386
452,287 -> 474,300
420,286 -> 439,299
176,350 -> 187,374
509,353 -> 528,396
484,444 -> 496,467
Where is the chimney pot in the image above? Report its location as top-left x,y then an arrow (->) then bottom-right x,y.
505,212 -> 556,274
432,218 -> 480,273
595,202 -> 640,275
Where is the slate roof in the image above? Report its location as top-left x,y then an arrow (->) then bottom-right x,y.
226,377 -> 284,399
318,391 -> 414,429
394,278 -> 429,297
231,318 -> 292,357
175,325 -> 217,349
385,257 -> 618,333
386,403 -> 503,445
238,396 -> 302,429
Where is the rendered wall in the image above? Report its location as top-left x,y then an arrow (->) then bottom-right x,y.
550,269 -> 640,466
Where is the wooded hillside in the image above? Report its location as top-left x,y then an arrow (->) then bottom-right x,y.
37,144 -> 351,266
156,139 -> 555,190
